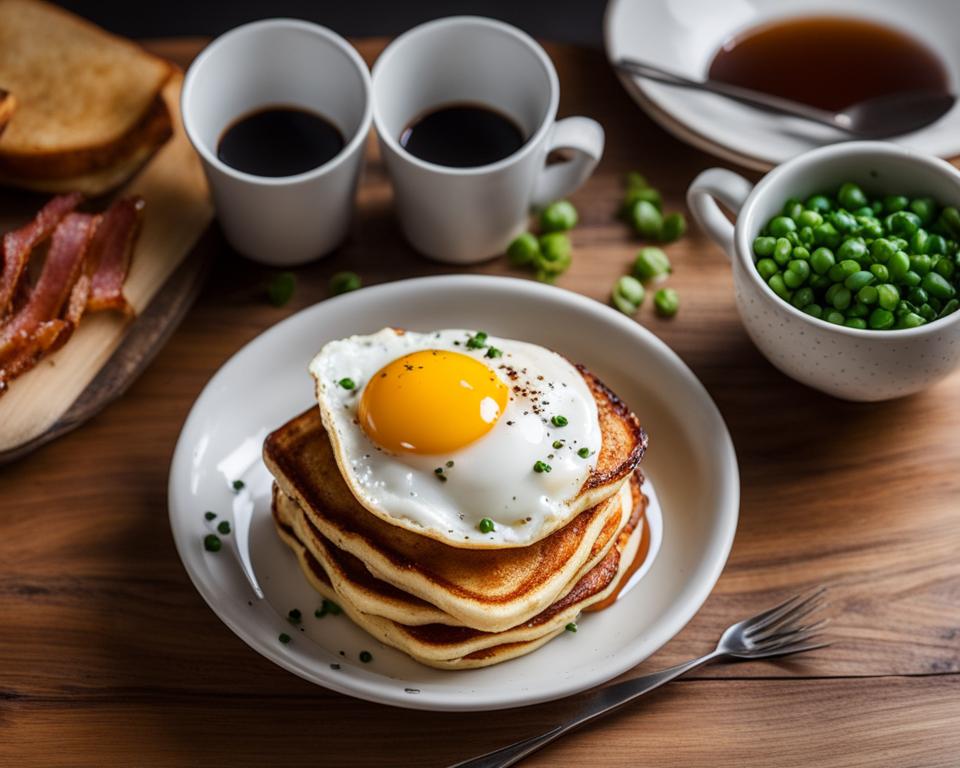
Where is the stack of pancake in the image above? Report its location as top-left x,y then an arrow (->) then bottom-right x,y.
264,329 -> 649,670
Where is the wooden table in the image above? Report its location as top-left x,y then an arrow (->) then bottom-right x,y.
2,38 -> 958,768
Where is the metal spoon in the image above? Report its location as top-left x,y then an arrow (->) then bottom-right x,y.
616,57 -> 956,138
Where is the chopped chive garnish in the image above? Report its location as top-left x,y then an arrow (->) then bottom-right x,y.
565,622 -> 578,633
232,479 -> 245,491
315,607 -> 326,619
325,599 -> 342,616
577,447 -> 591,458
266,271 -> 296,307
203,534 -> 221,552
478,518 -> 495,534
533,460 -> 552,473
434,467 -> 444,475
288,608 -> 302,624
445,460 -> 455,468
359,650 -> 373,663
552,440 -> 564,449
217,520 -> 231,535
204,511 -> 217,521
551,415 -> 569,427
279,633 -> 291,644
485,346 -> 502,359
466,331 -> 488,349
338,377 -> 356,390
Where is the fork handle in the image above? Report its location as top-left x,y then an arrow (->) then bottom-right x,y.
448,651 -> 723,768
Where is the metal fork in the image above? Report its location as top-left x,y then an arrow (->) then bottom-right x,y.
449,587 -> 830,768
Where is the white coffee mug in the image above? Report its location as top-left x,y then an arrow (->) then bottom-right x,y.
182,20 -> 372,266
371,16 -> 605,264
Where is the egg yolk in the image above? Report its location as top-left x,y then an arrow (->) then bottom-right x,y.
357,349 -> 508,455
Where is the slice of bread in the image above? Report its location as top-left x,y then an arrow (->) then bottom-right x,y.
0,0 -> 172,179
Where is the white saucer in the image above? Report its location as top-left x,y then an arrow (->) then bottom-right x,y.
604,0 -> 960,170
168,276 -> 739,711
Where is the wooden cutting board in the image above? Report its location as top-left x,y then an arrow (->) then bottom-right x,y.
0,71 -> 213,462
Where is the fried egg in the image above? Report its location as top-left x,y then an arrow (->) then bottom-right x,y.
309,328 -> 602,547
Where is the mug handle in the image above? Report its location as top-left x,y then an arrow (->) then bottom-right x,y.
530,117 -> 605,208
686,168 -> 755,261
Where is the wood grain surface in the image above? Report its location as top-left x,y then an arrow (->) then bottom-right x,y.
1,37 -> 958,768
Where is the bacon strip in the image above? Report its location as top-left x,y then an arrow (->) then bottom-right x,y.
0,320 -> 72,395
0,212 -> 96,370
0,193 -> 83,317
85,196 -> 144,316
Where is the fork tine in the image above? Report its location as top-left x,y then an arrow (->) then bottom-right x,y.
754,625 -> 829,653
753,619 -> 830,649
746,586 -> 827,636
749,597 -> 829,640
745,640 -> 831,659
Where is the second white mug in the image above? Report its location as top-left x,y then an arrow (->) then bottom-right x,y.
371,16 -> 605,264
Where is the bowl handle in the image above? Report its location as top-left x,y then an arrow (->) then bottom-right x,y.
687,168 -> 754,261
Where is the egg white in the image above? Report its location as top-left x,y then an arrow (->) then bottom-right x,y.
309,328 -> 602,547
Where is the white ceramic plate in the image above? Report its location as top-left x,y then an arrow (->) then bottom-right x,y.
168,276 -> 739,711
604,0 -> 960,170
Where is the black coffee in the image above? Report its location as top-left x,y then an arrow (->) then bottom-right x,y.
217,106 -> 345,177
400,103 -> 525,168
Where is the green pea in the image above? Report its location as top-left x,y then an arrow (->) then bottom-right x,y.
633,246 -> 671,282
910,229 -> 929,255
919,303 -> 937,321
844,317 -> 868,329
791,287 -> 815,308
910,254 -> 933,276
921,270 -> 956,300
783,259 -> 810,287
625,171 -> 650,190
630,200 -> 663,238
825,309 -> 845,325
833,259 -> 861,281
857,285 -> 879,305
886,211 -> 921,238
830,210 -> 858,233
798,209 -> 823,228
611,275 -> 645,315
903,270 -> 922,287
909,196 -> 937,225
536,233 -> 573,275
888,250 -> 911,279
925,234 -> 947,256
782,197 -> 804,220
825,283 -> 844,306
768,274 -> 790,300
773,237 -> 793,266
798,226 -> 815,246
876,284 -> 900,311
801,303 -> 823,318
837,238 -> 867,262
507,232 -> 540,266
810,247 -> 835,275
853,206 -> 875,218
768,216 -> 797,237
806,194 -> 833,213
329,271 -> 362,295
810,274 -> 832,291
871,200 -> 885,215
831,287 -> 852,310
899,312 -> 926,328
938,206 -> 960,238
621,186 -> 662,217
908,287 -> 929,305
939,298 -> 960,318
756,258 -> 779,281
838,182 -> 868,210
540,200 -> 578,232
934,257 -> 955,279
813,222 -> 841,248
883,195 -> 909,214
868,308 -> 895,330
870,238 -> 896,263
653,287 -> 679,317
753,236 -> 776,257
856,217 -> 884,239
847,301 -> 870,318
659,212 -> 687,243
844,271 -> 875,291
869,263 -> 889,282
792,246 -> 810,261
267,271 -> 297,307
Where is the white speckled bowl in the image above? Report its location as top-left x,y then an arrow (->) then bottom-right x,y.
688,142 -> 960,401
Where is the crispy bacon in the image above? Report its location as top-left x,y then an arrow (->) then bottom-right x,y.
86,196 -> 144,316
0,320 -> 72,395
0,193 -> 83,317
0,212 -> 96,370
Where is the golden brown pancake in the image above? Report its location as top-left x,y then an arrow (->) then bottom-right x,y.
265,407 -> 643,632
